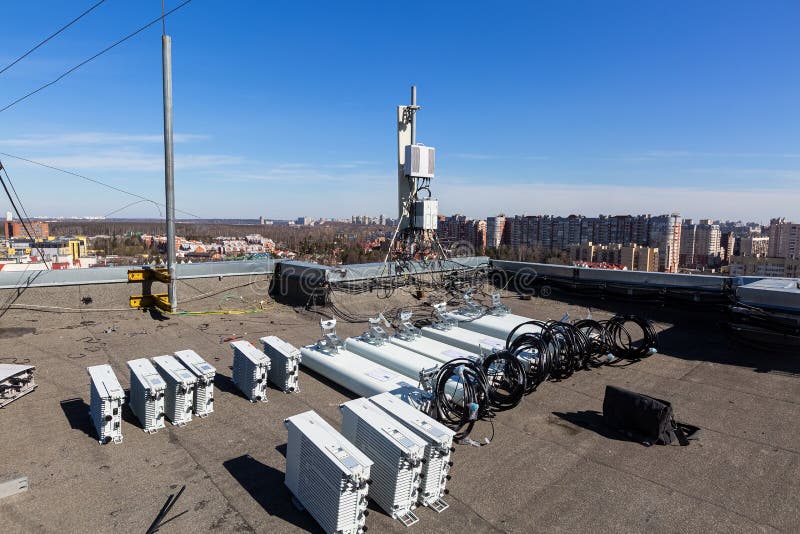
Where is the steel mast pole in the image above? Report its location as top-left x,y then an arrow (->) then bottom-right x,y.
410,85 -> 417,145
162,34 -> 177,312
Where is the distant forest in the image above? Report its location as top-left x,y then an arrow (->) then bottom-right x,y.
49,220 -> 391,253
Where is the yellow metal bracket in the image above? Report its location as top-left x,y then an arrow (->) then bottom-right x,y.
128,268 -> 171,310
127,268 -> 170,283
130,293 -> 171,312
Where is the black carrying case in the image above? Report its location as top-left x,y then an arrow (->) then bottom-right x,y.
602,385 -> 698,446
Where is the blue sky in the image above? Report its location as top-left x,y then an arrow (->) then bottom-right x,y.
0,1 -> 797,222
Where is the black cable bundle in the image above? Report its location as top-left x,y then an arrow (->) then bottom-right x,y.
505,320 -> 552,391
604,314 -> 658,360
543,320 -> 592,375
431,358 -> 492,441
573,318 -> 613,366
481,350 -> 526,411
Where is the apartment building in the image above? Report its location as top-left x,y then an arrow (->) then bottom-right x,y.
729,255 -> 800,278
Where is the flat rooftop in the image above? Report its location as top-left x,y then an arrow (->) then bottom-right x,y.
0,274 -> 798,533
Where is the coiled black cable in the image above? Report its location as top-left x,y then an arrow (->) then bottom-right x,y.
573,318 -> 613,366
505,320 -> 551,391
481,350 -> 526,410
431,358 -> 491,441
604,314 -> 658,360
543,320 -> 591,375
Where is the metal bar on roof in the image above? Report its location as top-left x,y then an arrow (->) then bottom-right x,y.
0,259 -> 278,289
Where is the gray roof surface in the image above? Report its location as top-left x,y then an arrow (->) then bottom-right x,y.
0,275 -> 798,533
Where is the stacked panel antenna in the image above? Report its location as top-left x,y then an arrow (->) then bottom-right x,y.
260,336 -> 301,393
127,358 -> 166,433
447,309 -> 536,339
344,337 -> 441,384
87,364 -> 125,444
285,410 -> 373,534
300,343 -> 426,406
369,392 -> 455,512
419,324 -> 537,377
340,398 -> 426,526
0,364 -> 37,408
174,349 -> 216,417
152,355 -> 196,427
389,334 -> 479,365
421,325 -> 506,355
231,340 -> 270,403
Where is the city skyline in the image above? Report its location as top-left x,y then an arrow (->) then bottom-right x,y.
0,1 -> 798,220
5,208 -> 787,229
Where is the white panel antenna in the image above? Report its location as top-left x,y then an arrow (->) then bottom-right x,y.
260,336 -> 302,393
439,298 -> 539,340
412,199 -> 438,230
151,355 -> 196,426
127,358 -> 166,433
230,340 -> 270,403
174,349 -> 216,417
300,320 -> 428,408
340,398 -> 426,526
421,324 -> 505,355
404,144 -> 435,179
418,317 -> 538,375
389,333 -> 479,366
285,410 -> 372,534
345,329 -> 441,385
87,364 -> 125,444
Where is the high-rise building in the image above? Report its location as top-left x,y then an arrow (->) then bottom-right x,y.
768,218 -> 800,258
648,213 -> 682,272
739,236 -> 770,256
694,219 -> 722,267
486,215 -> 507,248
437,215 -> 486,253
680,219 -> 697,267
720,231 -> 735,262
681,219 -> 721,268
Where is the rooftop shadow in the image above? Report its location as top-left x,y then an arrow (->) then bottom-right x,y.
213,372 -> 248,400
300,366 -> 360,400
551,410 -> 632,442
222,454 -> 321,533
519,290 -> 800,375
59,397 -> 96,440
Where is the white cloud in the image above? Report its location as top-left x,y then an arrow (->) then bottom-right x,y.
456,153 -> 547,161
39,151 -> 243,172
0,132 -> 208,147
641,150 -> 800,159
456,153 -> 499,160
323,160 -> 377,169
685,167 -> 800,180
212,168 -> 376,184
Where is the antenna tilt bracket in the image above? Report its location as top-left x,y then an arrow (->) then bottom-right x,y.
403,105 -> 420,123
362,316 -> 390,345
395,311 -> 420,340
432,302 -> 456,330
318,319 -> 344,353
489,293 -> 511,316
